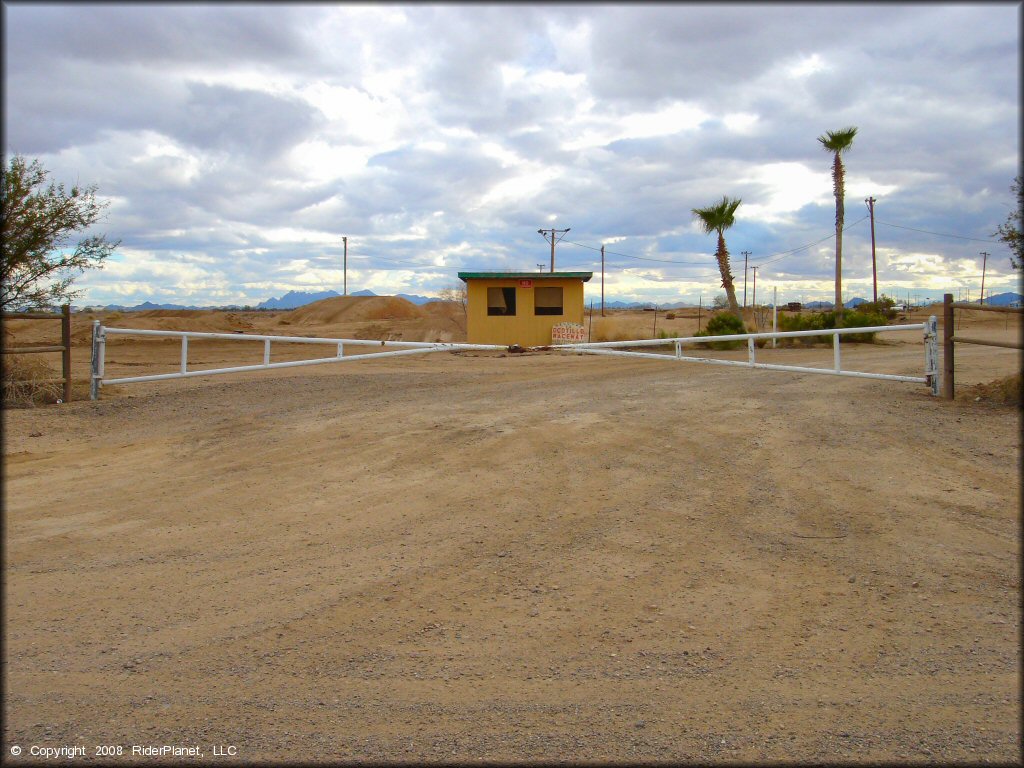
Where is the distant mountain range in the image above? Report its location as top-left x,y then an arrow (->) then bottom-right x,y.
87,299 -> 227,312
74,290 -> 1024,313
598,297 -> 869,310
965,291 -> 1023,307
82,289 -> 441,312
257,289 -> 438,308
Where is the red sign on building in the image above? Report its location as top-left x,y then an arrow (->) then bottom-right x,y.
518,279 -> 534,288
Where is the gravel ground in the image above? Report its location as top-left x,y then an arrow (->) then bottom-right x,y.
3,325 -> 1021,765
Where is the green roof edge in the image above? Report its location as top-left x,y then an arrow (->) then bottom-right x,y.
458,271 -> 593,282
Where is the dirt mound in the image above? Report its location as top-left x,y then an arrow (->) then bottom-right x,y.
420,300 -> 464,319
72,310 -> 257,337
282,296 -> 425,326
133,309 -> 218,319
116,316 -> 248,333
963,372 -> 1022,407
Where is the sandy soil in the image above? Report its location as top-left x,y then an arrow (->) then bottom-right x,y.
3,300 -> 1021,764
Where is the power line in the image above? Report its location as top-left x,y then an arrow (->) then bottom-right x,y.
563,240 -> 709,265
755,215 -> 870,268
558,258 -> 722,280
563,215 -> 872,271
875,220 -> 998,243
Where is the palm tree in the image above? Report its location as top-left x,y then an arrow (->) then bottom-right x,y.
692,196 -> 743,319
818,126 -> 858,316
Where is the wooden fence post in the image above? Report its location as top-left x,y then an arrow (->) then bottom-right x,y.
942,293 -> 954,400
61,304 -> 72,402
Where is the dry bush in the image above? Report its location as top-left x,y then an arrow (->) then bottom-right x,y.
2,355 -> 63,408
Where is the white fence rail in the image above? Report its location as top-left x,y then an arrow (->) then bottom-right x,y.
90,317 -> 940,400
558,318 -> 940,395
89,322 -> 505,399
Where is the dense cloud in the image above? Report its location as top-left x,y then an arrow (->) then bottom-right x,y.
2,3 -> 1019,306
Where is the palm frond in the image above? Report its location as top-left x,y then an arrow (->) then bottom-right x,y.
692,196 -> 742,234
817,126 -> 858,153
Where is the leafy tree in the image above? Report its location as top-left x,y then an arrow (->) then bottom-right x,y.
692,196 -> 743,319
818,126 -> 858,316
993,174 -> 1022,271
1,155 -> 119,310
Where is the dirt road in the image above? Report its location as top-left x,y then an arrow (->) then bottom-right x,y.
3,310 -> 1021,763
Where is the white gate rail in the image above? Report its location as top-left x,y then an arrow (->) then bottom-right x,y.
89,318 -> 941,400
559,318 -> 940,395
89,322 -> 505,399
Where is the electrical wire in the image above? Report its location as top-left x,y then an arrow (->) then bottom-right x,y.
875,220 -> 998,243
342,214 -> 993,277
754,214 -> 870,268
563,240 -> 709,265
559,260 -> 723,280
561,214 -> 871,272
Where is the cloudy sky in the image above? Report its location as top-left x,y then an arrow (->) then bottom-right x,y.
3,2 -> 1020,307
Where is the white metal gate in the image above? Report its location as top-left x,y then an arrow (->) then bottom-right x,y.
89,317 -> 940,400
89,322 -> 505,400
557,318 -> 940,395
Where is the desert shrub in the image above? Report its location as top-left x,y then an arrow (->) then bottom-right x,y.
705,312 -> 746,335
2,355 -> 62,408
835,309 -> 889,343
657,329 -> 679,339
694,312 -> 747,350
777,309 -> 888,346
856,295 -> 898,321
664,312 -> 676,320
777,311 -> 831,346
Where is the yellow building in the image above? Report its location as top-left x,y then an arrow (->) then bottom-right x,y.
458,271 -> 594,347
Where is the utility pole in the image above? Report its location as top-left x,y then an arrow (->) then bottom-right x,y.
979,251 -> 989,305
741,251 -> 751,309
343,236 -> 348,296
537,227 -> 570,272
536,264 -> 545,273
865,197 -> 877,303
772,286 -> 777,348
601,244 -> 606,317
751,266 -> 758,312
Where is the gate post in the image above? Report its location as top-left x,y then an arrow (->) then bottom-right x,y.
942,293 -> 954,399
61,304 -> 72,402
90,320 -> 100,401
926,315 -> 940,396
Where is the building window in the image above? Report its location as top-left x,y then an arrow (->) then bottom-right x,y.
534,286 -> 563,315
487,287 -> 517,316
